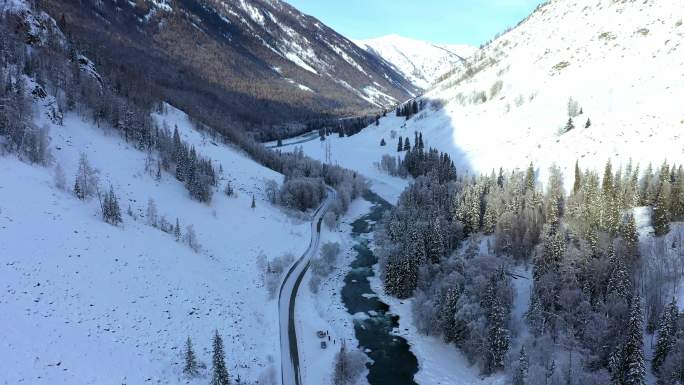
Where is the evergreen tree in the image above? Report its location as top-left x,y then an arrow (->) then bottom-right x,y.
565,117 -> 575,132
174,218 -> 181,241
652,179 -> 671,236
404,137 -> 411,151
380,138 -> 386,146
525,163 -> 535,192
620,294 -> 646,385
621,212 -> 640,263
418,132 -> 424,149
486,295 -> 510,373
606,248 -> 632,302
210,330 -> 230,385
183,337 -> 199,377
251,195 -> 256,209
653,298 -> 678,374
573,160 -> 582,194
513,345 -> 529,385
74,178 -> 84,200
398,136 -> 403,152
585,118 -> 591,128
101,185 -> 122,225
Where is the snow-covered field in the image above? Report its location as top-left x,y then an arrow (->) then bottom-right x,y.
0,105 -> 310,384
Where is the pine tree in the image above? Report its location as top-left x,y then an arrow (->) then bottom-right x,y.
380,138 -> 386,146
486,295 -> 510,373
210,330 -> 230,385
174,218 -> 181,241
251,195 -> 256,209
183,337 -> 199,377
621,212 -> 640,263
620,294 -> 646,385
652,298 -> 678,374
606,248 -> 632,302
652,179 -> 671,236
525,163 -> 535,192
573,160 -> 582,194
418,132 -> 424,149
404,137 -> 411,151
513,345 -> 529,385
585,118 -> 591,128
398,136 -> 403,152
565,117 -> 575,132
74,179 -> 84,200
101,185 -> 122,225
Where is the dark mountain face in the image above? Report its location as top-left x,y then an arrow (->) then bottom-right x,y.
39,0 -> 416,139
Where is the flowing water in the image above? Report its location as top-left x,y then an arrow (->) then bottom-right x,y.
341,191 -> 419,385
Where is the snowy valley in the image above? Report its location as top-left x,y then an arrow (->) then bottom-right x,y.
2,0 -> 684,385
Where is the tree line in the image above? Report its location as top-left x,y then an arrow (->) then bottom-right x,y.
376,156 -> 684,384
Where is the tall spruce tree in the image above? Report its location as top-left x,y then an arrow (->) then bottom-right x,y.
652,298 -> 678,374
210,330 -> 230,385
513,345 -> 529,385
620,294 -> 646,385
652,179 -> 671,236
397,136 -> 403,152
183,337 -> 199,377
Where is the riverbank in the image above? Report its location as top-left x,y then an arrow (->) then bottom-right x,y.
296,198 -> 372,385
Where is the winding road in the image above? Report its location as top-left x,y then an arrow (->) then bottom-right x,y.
278,187 -> 336,385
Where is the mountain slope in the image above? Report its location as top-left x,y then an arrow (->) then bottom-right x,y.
37,0 -> 418,139
355,34 -> 475,90
293,0 -> 683,190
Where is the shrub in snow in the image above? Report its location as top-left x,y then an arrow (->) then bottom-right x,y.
262,253 -> 295,299
568,97 -> 581,117
309,242 -> 340,293
74,153 -> 99,200
53,162 -> 66,191
490,79 -> 504,99
333,341 -> 367,385
323,211 -> 338,231
184,224 -> 201,252
146,198 -> 158,227
223,181 -> 234,197
264,179 -> 278,203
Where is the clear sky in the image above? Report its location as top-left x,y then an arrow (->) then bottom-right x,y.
284,0 -> 545,46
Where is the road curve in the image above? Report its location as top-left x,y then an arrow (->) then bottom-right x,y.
279,187 -> 336,385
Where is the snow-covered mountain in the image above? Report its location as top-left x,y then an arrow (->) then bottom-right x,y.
355,34 -> 475,90
37,0 -> 418,138
293,0 -> 683,191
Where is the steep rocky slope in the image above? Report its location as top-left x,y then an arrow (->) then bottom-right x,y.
36,0 -> 418,139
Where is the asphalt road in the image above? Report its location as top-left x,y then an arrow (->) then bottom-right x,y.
278,187 -> 336,385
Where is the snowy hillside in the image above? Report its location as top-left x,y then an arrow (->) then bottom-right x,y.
0,103 -> 310,384
293,0 -> 684,190
355,34 -> 475,90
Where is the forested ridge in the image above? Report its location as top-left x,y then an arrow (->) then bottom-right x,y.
377,145 -> 684,384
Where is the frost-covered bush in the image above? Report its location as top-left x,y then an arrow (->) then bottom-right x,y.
261,253 -> 295,299
279,177 -> 326,211
309,242 -> 340,293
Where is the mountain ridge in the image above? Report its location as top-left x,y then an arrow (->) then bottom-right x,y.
354,34 -> 476,90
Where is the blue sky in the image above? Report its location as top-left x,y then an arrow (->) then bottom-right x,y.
284,0 -> 545,46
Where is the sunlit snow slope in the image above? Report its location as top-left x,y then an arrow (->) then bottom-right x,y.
0,103 -> 308,384
355,34 -> 475,90
295,0 -> 684,191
